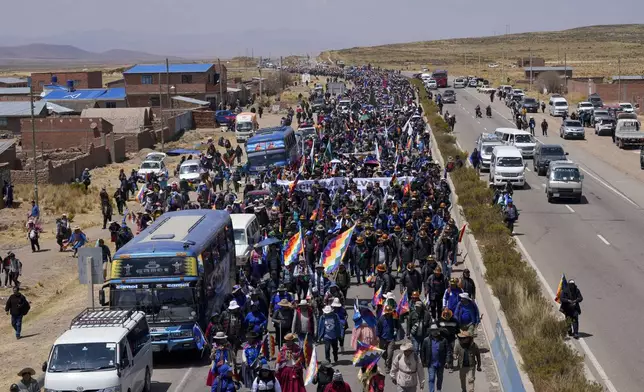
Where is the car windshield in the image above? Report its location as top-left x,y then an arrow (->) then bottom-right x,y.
234,229 -> 247,245
580,103 -> 593,108
552,168 -> 581,181
621,104 -> 633,109
146,154 -> 165,161
515,134 -> 534,143
444,90 -> 454,95
180,164 -> 200,174
237,122 -> 254,131
555,101 -> 568,107
49,343 -> 117,372
565,121 -> 582,127
497,157 -> 523,167
140,162 -> 160,169
482,145 -> 498,154
542,147 -> 564,155
594,111 -> 609,117
523,98 -> 536,104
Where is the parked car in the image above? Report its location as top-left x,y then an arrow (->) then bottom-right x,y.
454,78 -> 466,88
591,109 -> 612,127
215,110 -> 235,126
576,102 -> 594,113
560,120 -> 585,140
619,102 -> 635,113
588,93 -> 603,108
442,90 -> 456,103
595,117 -> 616,136
138,160 -> 169,180
468,79 -> 478,87
521,97 -> 539,113
426,79 -> 437,89
533,144 -> 568,176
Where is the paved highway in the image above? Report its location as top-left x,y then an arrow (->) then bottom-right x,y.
147,278 -> 497,391
434,81 -> 644,392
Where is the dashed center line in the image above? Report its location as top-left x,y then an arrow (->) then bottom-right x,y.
565,204 -> 575,213
597,234 -> 611,245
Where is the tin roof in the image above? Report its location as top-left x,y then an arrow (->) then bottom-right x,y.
0,140 -> 16,155
171,95 -> 210,106
0,77 -> 27,84
611,76 -> 644,81
0,101 -> 47,117
523,66 -> 573,72
0,87 -> 30,95
124,63 -> 215,74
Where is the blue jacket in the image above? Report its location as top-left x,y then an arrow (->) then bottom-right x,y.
443,287 -> 462,313
454,301 -> 480,326
211,376 -> 237,392
318,313 -> 342,341
244,311 -> 267,333
376,315 -> 397,342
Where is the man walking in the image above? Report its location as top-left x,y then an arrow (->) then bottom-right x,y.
560,279 -> 583,339
318,305 -> 341,364
541,119 -> 548,136
453,331 -> 481,392
376,305 -> 399,372
390,341 -> 424,392
5,286 -> 30,339
6,252 -> 21,287
421,324 -> 448,392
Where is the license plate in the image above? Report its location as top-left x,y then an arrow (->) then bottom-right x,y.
553,193 -> 560,197
255,166 -> 266,171
152,345 -> 162,352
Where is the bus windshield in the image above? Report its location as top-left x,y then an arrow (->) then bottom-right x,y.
237,122 -> 254,132
112,287 -> 197,322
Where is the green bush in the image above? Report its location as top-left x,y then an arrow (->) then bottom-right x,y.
411,79 -> 601,392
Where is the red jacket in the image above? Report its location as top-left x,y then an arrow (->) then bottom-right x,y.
324,382 -> 352,392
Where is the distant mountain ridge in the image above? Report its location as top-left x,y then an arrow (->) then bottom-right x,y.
0,43 -> 179,63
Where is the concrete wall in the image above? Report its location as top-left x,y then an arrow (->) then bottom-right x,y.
0,117 -> 22,135
20,117 -> 113,151
167,111 -> 193,134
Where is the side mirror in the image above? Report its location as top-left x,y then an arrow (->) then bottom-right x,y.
42,362 -> 47,372
565,152 -> 569,155
120,358 -> 130,369
580,174 -> 585,181
99,289 -> 107,306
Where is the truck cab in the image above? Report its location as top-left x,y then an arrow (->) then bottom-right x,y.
546,160 -> 583,203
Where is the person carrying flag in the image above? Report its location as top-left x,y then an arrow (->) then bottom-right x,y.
207,332 -> 232,387
559,279 -> 583,339
312,362 -> 334,392
376,305 -> 398,372
241,331 -> 262,388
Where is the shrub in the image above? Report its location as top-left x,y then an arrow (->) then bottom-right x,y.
411,79 -> 601,392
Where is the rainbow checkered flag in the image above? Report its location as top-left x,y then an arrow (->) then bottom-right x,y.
304,343 -> 318,386
554,274 -> 567,303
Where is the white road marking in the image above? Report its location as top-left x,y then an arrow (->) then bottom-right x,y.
597,234 -> 611,245
514,238 -> 618,392
461,88 -> 639,208
541,183 -> 546,188
633,150 -> 640,155
483,127 -> 488,131
565,204 -> 575,213
525,167 -> 531,172
172,367 -> 195,392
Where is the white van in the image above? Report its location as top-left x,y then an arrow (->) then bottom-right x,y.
549,97 -> 569,117
44,309 -> 153,392
494,128 -> 536,157
489,145 -> 526,188
231,213 -> 261,265
235,112 -> 259,142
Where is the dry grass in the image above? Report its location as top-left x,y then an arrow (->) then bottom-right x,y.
324,24 -> 644,78
14,183 -> 99,216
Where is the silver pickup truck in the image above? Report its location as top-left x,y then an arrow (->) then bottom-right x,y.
615,118 -> 644,149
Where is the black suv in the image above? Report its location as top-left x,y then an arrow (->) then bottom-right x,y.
533,144 -> 568,176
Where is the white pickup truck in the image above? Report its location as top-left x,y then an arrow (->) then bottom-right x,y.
477,85 -> 496,93
614,118 -> 644,149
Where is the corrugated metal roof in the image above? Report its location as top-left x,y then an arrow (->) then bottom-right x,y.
0,87 -> 30,95
171,95 -> 210,106
524,66 -> 573,72
45,102 -> 76,114
45,100 -> 98,113
227,87 -> 241,92
43,89 -> 108,100
124,63 -> 215,74
95,87 -> 126,100
0,140 -> 16,155
0,101 -> 46,117
611,76 -> 644,81
81,108 -> 151,133
0,77 -> 27,84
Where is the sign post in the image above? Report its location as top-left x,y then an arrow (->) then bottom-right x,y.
78,248 -> 103,309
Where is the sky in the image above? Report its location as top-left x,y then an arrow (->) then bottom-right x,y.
2,0 -> 644,57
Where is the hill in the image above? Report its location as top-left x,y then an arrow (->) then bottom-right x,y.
322,24 -> 644,78
0,43 -> 177,64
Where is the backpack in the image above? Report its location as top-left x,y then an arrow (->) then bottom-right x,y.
18,296 -> 30,316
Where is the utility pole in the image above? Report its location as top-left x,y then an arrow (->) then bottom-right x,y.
564,53 -> 568,93
529,48 -> 533,91
280,56 -> 284,91
158,73 -> 165,152
478,51 -> 481,75
463,50 -> 466,73
618,55 -> 622,101
218,58 -> 224,109
166,58 -> 172,109
28,77 -> 38,207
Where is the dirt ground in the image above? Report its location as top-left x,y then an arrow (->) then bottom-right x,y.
0,107 -> 296,389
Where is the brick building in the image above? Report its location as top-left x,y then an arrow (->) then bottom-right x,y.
123,63 -> 227,108
0,140 -> 17,169
517,57 -> 545,67
0,77 -> 28,88
20,117 -> 114,151
30,71 -> 103,93
0,101 -> 47,136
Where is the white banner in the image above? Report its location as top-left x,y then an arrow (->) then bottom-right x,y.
276,176 -> 414,193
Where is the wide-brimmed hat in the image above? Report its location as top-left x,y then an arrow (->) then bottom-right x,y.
458,292 -> 471,301
384,305 -> 394,314
17,367 -> 35,376
284,333 -> 297,341
278,284 -> 287,291
213,332 -> 228,340
331,298 -> 343,308
278,299 -> 293,307
376,264 -> 386,272
228,300 -> 240,310
400,341 -> 413,351
298,300 -> 309,306
458,330 -> 472,338
315,263 -> 324,269
246,331 -> 259,340
384,292 -> 395,300
323,305 -> 333,314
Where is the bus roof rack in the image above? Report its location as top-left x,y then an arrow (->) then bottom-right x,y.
70,308 -> 136,329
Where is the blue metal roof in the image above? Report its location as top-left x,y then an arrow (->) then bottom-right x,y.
95,87 -> 126,101
249,126 -> 293,143
43,89 -> 108,100
114,210 -> 232,258
124,63 -> 215,74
